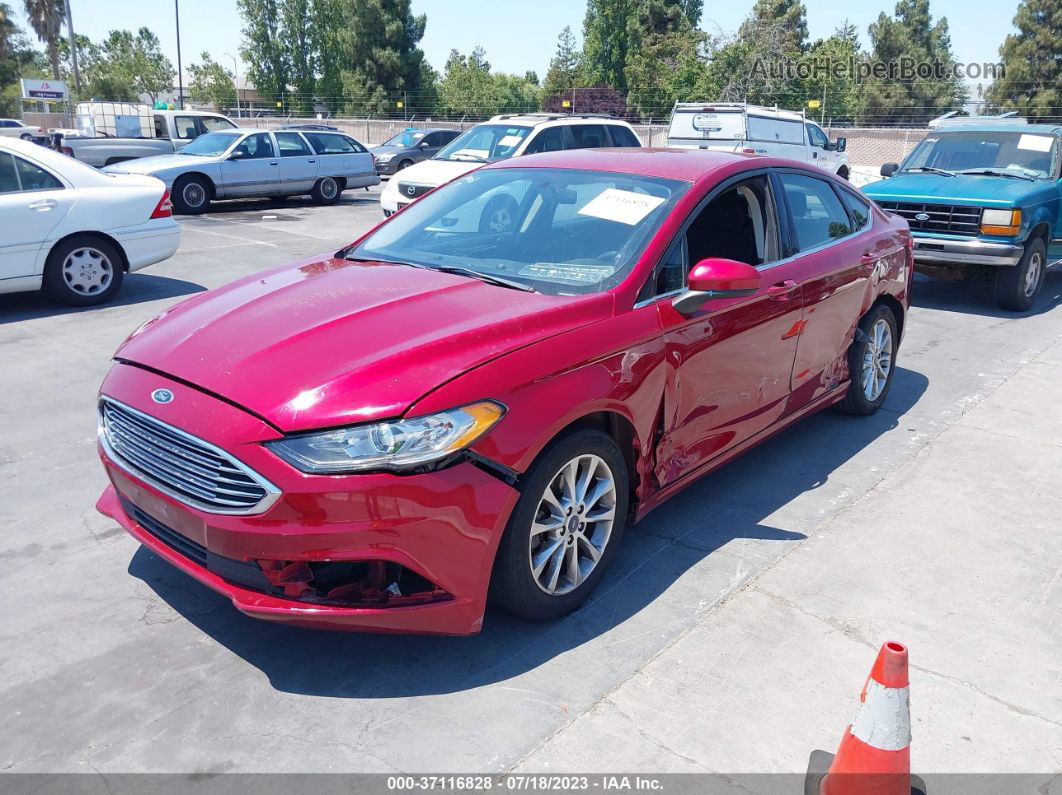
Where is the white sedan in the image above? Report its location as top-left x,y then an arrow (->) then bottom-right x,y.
0,137 -> 180,306
0,118 -> 44,140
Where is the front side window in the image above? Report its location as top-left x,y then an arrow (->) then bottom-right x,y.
231,133 -> 275,159
304,132 -> 356,154
779,173 -> 853,251
275,132 -> 313,157
0,152 -> 19,193
180,132 -> 241,156
174,116 -> 198,139
524,127 -> 567,154
350,167 -> 687,296
569,125 -> 608,149
14,156 -> 62,191
806,124 -> 829,148
902,131 -> 1059,179
383,130 -> 426,147
435,125 -> 532,163
202,116 -> 236,132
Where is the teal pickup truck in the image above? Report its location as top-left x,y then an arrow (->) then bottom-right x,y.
864,120 -> 1061,311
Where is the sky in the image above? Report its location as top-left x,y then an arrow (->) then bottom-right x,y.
11,0 -> 1020,88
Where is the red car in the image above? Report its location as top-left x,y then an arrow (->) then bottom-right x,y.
96,149 -> 912,635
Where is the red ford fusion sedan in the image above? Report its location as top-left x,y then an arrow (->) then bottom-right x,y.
95,148 -> 912,635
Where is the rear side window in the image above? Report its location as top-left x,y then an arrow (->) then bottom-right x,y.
839,190 -> 871,230
569,124 -> 608,149
607,126 -> 640,147
304,133 -> 357,154
14,156 -> 62,191
0,153 -> 19,192
275,132 -> 313,157
778,173 -> 853,251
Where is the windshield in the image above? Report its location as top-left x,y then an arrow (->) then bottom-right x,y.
902,131 -> 1059,179
669,110 -> 745,140
383,130 -> 426,147
435,124 -> 532,162
350,167 -> 687,296
180,132 -> 240,156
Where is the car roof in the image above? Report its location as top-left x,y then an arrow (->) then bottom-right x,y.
933,123 -> 1062,135
487,113 -> 636,128
480,147 -> 768,181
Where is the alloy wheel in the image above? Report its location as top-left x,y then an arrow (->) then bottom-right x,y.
529,453 -> 616,596
488,207 -> 513,233
62,247 -> 114,296
862,318 -> 893,401
1024,250 -> 1043,298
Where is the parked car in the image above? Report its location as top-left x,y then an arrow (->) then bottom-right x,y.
103,128 -> 379,214
370,127 -> 461,176
865,118 -> 1061,311
667,103 -> 850,179
379,113 -> 642,216
0,118 -> 44,140
95,148 -> 912,634
0,137 -> 179,306
61,107 -> 238,168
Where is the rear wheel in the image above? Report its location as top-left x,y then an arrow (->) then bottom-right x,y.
834,304 -> 897,416
43,236 -> 125,306
491,429 -> 628,621
172,174 -> 212,214
311,176 -> 340,205
20,133 -> 33,141
995,237 -> 1045,312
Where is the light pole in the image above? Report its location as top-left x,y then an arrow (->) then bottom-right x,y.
174,0 -> 184,109
224,52 -> 240,118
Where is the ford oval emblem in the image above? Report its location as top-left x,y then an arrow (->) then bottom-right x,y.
151,389 -> 174,404
914,212 -> 930,221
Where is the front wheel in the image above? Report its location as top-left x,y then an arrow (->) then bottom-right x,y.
491,429 -> 629,621
834,304 -> 898,416
172,174 -> 212,214
996,237 -> 1046,312
311,176 -> 340,205
479,194 -> 518,233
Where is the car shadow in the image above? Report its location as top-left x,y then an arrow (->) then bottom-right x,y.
911,267 -> 1062,319
0,274 -> 206,324
129,366 -> 928,699
197,191 -> 381,216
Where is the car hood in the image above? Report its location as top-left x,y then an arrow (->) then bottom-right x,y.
104,153 -> 213,174
114,255 -> 612,432
863,173 -> 1049,206
370,145 -> 405,155
392,157 -> 480,187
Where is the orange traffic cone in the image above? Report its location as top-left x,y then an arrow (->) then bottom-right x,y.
805,641 -> 926,795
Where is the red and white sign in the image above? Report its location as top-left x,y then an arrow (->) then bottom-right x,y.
20,78 -> 68,101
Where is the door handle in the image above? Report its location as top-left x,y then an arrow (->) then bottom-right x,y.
269,161 -> 279,166
767,280 -> 799,299
859,252 -> 877,267
28,198 -> 57,211
308,159 -> 316,163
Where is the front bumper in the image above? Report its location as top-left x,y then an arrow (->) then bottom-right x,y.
95,363 -> 520,635
912,235 -> 1023,267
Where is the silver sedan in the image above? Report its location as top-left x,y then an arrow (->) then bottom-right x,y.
104,128 -> 380,214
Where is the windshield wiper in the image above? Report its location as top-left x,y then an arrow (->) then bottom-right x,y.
954,168 -> 1035,181
426,265 -> 534,292
446,153 -> 489,163
902,166 -> 955,176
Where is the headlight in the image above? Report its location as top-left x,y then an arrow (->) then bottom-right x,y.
375,152 -> 394,163
266,401 -> 505,474
980,208 -> 1021,236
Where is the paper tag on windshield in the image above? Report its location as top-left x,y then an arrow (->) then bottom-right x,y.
1018,134 -> 1053,152
578,188 -> 665,225
498,135 -> 523,147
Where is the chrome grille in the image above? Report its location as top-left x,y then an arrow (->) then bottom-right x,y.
99,398 -> 279,515
876,201 -> 982,237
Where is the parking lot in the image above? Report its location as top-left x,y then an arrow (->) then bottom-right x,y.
2,187 -> 1061,777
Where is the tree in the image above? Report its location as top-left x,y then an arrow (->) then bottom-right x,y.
799,30 -> 863,124
625,28 -> 715,117
310,0 -> 343,111
863,0 -> 967,126
23,0 -> 64,79
188,52 -> 236,111
282,0 -> 314,113
237,0 -> 287,104
437,46 -> 540,117
337,0 -> 428,116
582,0 -> 633,90
99,28 -> 173,103
1,3 -> 40,114
542,25 -> 581,98
739,0 -> 809,54
986,0 -> 1062,121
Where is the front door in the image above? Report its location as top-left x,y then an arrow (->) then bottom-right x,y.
0,151 -> 74,282
219,132 -> 280,196
649,174 -> 805,487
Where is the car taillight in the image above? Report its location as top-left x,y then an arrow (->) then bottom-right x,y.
150,190 -> 173,219
60,146 -> 74,157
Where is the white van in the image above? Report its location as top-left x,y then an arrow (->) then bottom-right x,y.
667,102 -> 850,179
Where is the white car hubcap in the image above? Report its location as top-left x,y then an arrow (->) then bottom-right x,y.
529,453 -> 616,596
63,247 -> 113,295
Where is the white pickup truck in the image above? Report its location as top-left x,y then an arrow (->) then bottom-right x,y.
61,109 -> 238,168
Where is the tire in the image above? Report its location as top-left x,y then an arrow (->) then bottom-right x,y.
491,429 -> 629,621
172,174 -> 212,214
397,159 -> 414,171
43,236 -> 125,306
20,133 -> 33,140
834,304 -> 898,416
995,237 -> 1046,312
837,167 -> 849,181
311,176 -> 340,205
479,194 -> 518,233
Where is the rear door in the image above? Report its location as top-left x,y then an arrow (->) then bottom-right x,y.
218,132 -> 280,196
304,132 -> 376,187
273,131 -> 319,193
0,151 -> 75,281
568,124 -> 609,150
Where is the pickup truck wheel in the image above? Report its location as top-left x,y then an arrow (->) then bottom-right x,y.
43,236 -> 125,306
834,304 -> 897,416
996,237 -> 1045,312
172,175 -> 212,214
311,176 -> 340,205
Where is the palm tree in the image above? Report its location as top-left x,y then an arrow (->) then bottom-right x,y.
23,0 -> 63,79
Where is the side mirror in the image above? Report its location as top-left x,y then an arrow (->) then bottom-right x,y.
227,150 -> 245,160
880,162 -> 899,178
835,137 -> 847,152
418,141 -> 431,149
672,258 -> 761,315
